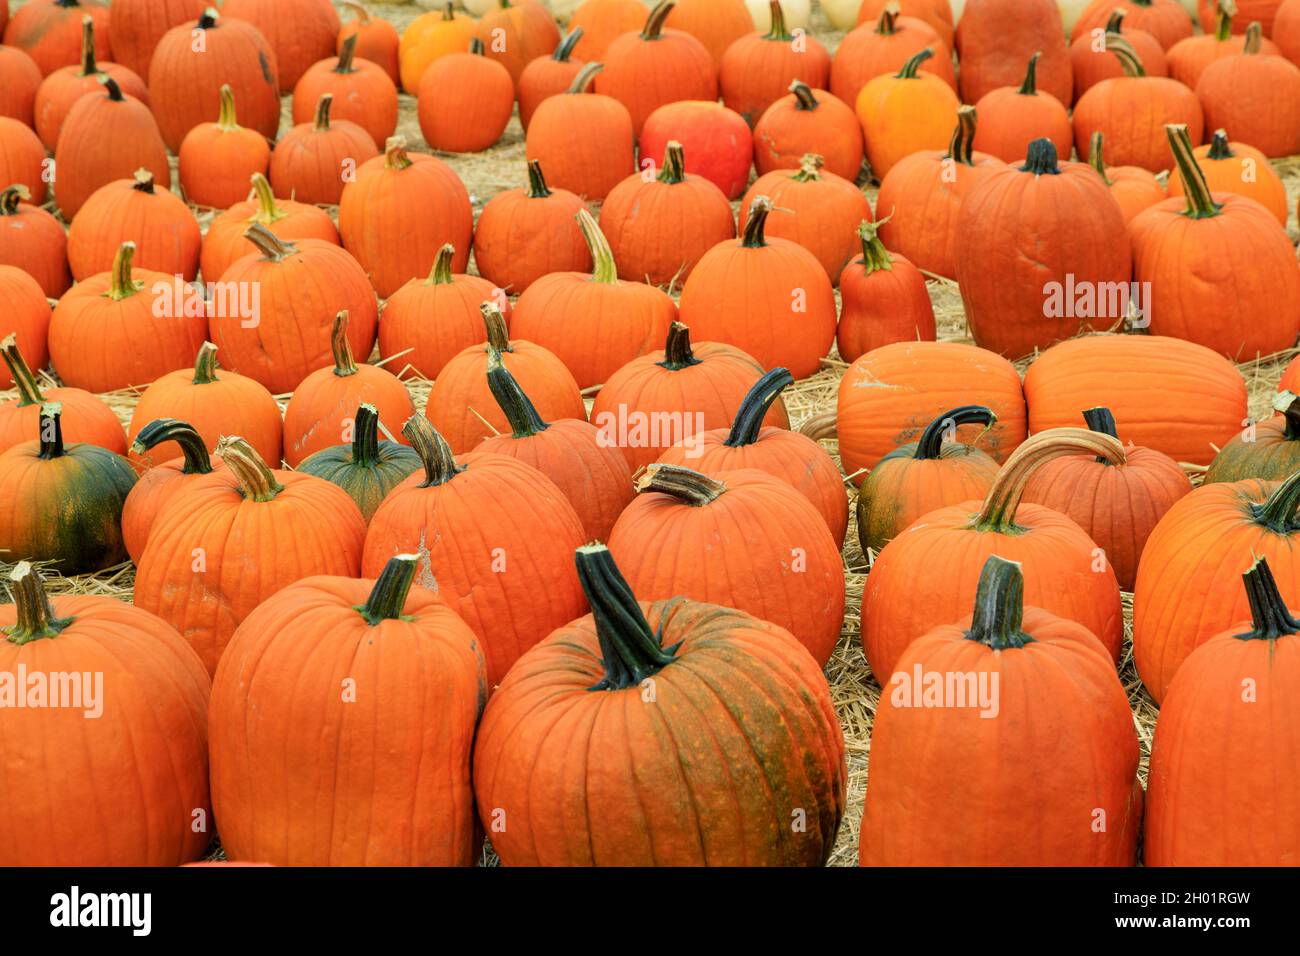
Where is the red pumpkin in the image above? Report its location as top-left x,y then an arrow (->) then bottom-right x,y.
122,417 -> 223,563
1071,8 -> 1169,101
475,0 -> 560,91
754,81 -> 864,182
719,0 -> 831,126
663,0 -> 754,67
0,185 -> 70,298
836,217 -> 936,363
1172,0 -> 1283,87
417,39 -> 514,154
68,168 -> 201,281
518,26 -> 583,130
337,1 -> 400,86
200,172 -> 340,282
830,4 -> 957,106
269,94 -> 379,206
638,99 -> 752,200
0,266 -> 50,390
956,0 -> 1074,104
525,61 -> 635,201
178,84 -> 271,210
221,0 -> 339,89
0,44 -> 41,127
1196,22 -> 1300,156
1086,129 -> 1167,224
3,0 -> 112,76
108,0 -> 206,79
34,14 -> 147,150
293,33 -> 398,149
0,115 -> 47,205
0,334 -> 126,455
1071,0 -> 1196,49
973,53 -> 1073,161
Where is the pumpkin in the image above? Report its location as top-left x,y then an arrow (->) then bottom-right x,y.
862,427 -> 1126,681
338,1 -> 400,86
568,0 -> 646,61
855,404 -> 1000,554
830,3 -> 957,107
525,62 -> 635,202
0,334 -> 125,455
1165,129 -> 1288,226
476,349 -> 634,540
518,26 -> 583,130
0,115 -> 47,205
0,266 -> 50,390
510,209 -> 678,390
1199,0 -> 1290,33
0,402 -> 136,572
270,94 -> 379,206
178,84 -> 272,210
1145,555 -> 1300,866
475,0 -> 560,90
0,186 -> 69,298
1281,355 -> 1300,393
68,169 -> 201,281
1204,391 -> 1300,483
1196,22 -> 1300,156
955,139 -> 1132,360
398,3 -> 478,93
148,9 -> 280,154
746,0 -> 812,29
1086,129 -> 1167,223
1072,0 -> 1196,48
638,100 -> 753,201
135,435 -> 366,676
956,0 -> 1074,105
472,160 -> 591,296
417,38 -> 513,153
595,0 -> 717,137
122,418 -> 224,562
107,0 -> 206,80
589,321 -> 790,471
719,0 -> 831,126
754,80 -> 864,182
1278,0 -> 1300,63
426,302 -> 584,453
678,197 -> 836,380
337,137 -> 474,299
283,310 -> 414,467
663,0 -> 754,67
1070,8 -> 1169,100
362,413 -> 588,687
1169,0 -> 1280,86
474,542 -> 846,866
200,172 -> 339,282
739,154 -> 872,283
3,0 -> 112,76
608,463 -> 845,665
1073,34 -> 1204,172
856,50 -> 961,180
857,0 -> 954,44
0,562 -> 210,866
297,402 -> 421,522
0,43 -> 41,127
599,141 -> 735,289
859,554 -> 1142,866
221,0 -> 339,89
1129,125 -> 1300,360
655,367 -> 849,546
836,217 -> 936,363
1024,333 -> 1248,467
837,340 -> 1027,479
1133,472 -> 1300,702
126,341 -> 283,468
293,34 -> 398,149
52,75 -> 168,221
49,242 -> 206,393
874,106 -> 1004,280
34,14 -> 148,150
209,553 -> 485,866
973,53 -> 1073,161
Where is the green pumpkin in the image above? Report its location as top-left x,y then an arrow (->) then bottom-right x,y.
297,403 -> 421,521
1204,391 -> 1300,484
0,403 -> 137,573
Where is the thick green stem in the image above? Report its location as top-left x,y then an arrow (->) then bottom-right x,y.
857,216 -> 893,274
913,405 -> 997,460
314,93 -> 334,132
216,84 -> 239,130
79,15 -> 98,76
199,7 -> 219,31
635,463 -> 726,506
568,61 -> 602,93
553,26 -> 582,61
526,160 -> 551,198
1167,123 -> 1221,219
964,556 -> 1033,650
331,311 -> 358,376
657,322 -> 701,371
404,414 -> 463,487
426,243 -> 456,284
0,334 -> 46,407
336,33 -> 359,74
192,341 -> 221,385
480,302 -> 512,353
1082,406 -> 1120,464
1018,51 -> 1041,95
946,105 -> 977,166
351,403 -> 381,466
875,1 -> 899,35
657,142 -> 687,184
1276,392 -> 1300,440
896,48 -> 933,79
1105,32 -> 1146,77
764,0 -> 791,41
579,543 -> 679,691
741,196 -> 772,248
789,79 -> 819,110
100,74 -> 123,102
725,368 -> 792,447
108,242 -> 142,301
215,436 -> 283,502
1216,0 -> 1236,42
1235,555 -> 1300,641
1088,130 -> 1113,185
2,563 -> 72,646
130,419 -> 214,474
0,185 -> 31,215
469,37 -> 486,56
1253,471 -> 1300,532
1244,20 -> 1262,54
357,553 -> 419,625
640,0 -> 674,41
486,348 -> 550,438
249,173 -> 285,224
1104,9 -> 1127,34
38,402 -> 64,460
576,209 -> 618,284
1021,138 -> 1061,176
1207,129 -> 1234,160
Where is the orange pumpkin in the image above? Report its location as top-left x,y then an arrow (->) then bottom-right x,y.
475,0 -> 560,90
269,94 -> 379,206
68,168 -> 201,281
973,52 -> 1072,161
568,0 -> 645,61
0,186 -> 68,298
517,26 -> 583,130
337,1 -> 400,86
1196,22 -> 1300,156
178,84 -> 272,210
397,3 -> 478,93
754,80 -> 864,182
856,49 -> 960,179
293,33 -> 398,149
122,417 -> 223,563
417,39 -> 514,154
200,172 -> 339,282
1086,129 -> 1167,224
836,217 -> 936,363
1172,0 -> 1283,87
1199,0 -> 1290,33
106,0 -> 206,79
0,334 -> 126,455
1070,8 -> 1169,101
857,0 -> 954,43
0,266 -> 50,391
0,115 -> 48,205
3,0 -> 112,76
525,62 -> 635,201
719,0 -> 831,126
34,14 -> 147,150
0,44 -> 41,127
1165,128 -> 1289,225
830,3 -> 956,107
663,0 -> 754,67
956,0 -> 1074,104
221,0 -> 339,89
1277,0 -> 1300,63
1072,0 -> 1195,49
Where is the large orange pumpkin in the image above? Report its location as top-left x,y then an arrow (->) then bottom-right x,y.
0,266 -> 50,390
1196,21 -> 1300,156
0,117 -> 48,207
836,217 -> 936,363
856,49 -> 960,179
178,84 -> 272,210
200,172 -> 339,282
337,1 -> 400,86
269,93 -> 379,206
719,0 -> 831,126
1166,128 -> 1289,226
108,0 -> 206,79
293,33 -> 397,149
830,4 -> 957,106
221,0 -> 339,89
0,334 -> 125,455
1071,0 -> 1195,48
67,168 -> 201,281
397,3 -> 478,93
33,14 -> 147,150
517,26 -> 583,131
1086,129 -> 1167,223
475,0 -> 560,90
1169,0 -> 1279,87
416,39 -> 514,154
663,0 -> 754,67
525,62 -> 635,201
956,0 -> 1074,104
753,80 -> 864,182
568,0 -> 646,61
0,44 -> 41,127
0,185 -> 69,298
123,418 -> 223,563
972,52 -> 1073,161
1070,7 -> 1169,100
3,0 -> 112,76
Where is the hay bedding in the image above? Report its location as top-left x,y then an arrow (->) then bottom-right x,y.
2,0 -> 1300,868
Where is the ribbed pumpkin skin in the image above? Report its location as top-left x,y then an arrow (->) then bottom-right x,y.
830,17 -> 956,105
268,115 -> 379,206
1169,28 -> 1282,87
1072,0 -> 1194,48
0,391 -> 126,456
67,179 -> 201,281
378,270 -> 506,381
956,0 -> 1074,104
297,441 -> 421,523
856,69 -> 959,180
971,83 -> 1073,162
753,87 -> 864,182
860,605 -> 1141,866
178,110 -> 273,211
134,468 -> 367,676
1199,0 -> 1289,34
416,52 -> 514,153
209,572 -> 486,866
0,117 -> 48,204
200,195 -> 339,283
569,0 -> 646,60
601,172 -> 735,288
837,341 -> 1027,478
221,0 -> 339,89
0,267 -> 50,390
1072,77 -> 1204,172
362,454 -> 589,687
517,48 -> 583,131
1166,138 -> 1289,226
3,0 -> 112,75
0,40 -> 43,126
1071,25 -> 1168,100
719,23 -> 831,127
1196,48 -> 1300,157
608,469 -> 846,665
1024,335 -> 1247,467
473,179 -> 590,295
475,0 -> 561,90
122,460 -> 227,564
283,369 -> 413,468
1278,0 -> 1300,63
663,0 -> 754,66
293,52 -> 398,149
35,57 -> 150,153
525,90 -> 635,201
639,100 -> 753,202
1204,417 -> 1300,484
595,24 -> 717,137
0,196 -> 69,298
397,6 -> 478,93
0,592 -> 211,866
1101,161 -> 1167,223
836,248 -> 936,362
738,168 -> 872,283
108,0 -> 206,78
338,4 -> 400,86
475,598 -> 846,866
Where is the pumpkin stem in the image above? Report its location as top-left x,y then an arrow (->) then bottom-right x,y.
1276,391 -> 1300,441
342,1 -> 371,26
964,556 -> 1034,650
216,84 -> 240,131
568,61 -> 603,93
426,243 -> 456,284
635,463 -> 726,506
1088,130 -> 1113,185
658,142 -> 687,184
553,26 -> 583,61
404,413 -> 463,487
526,159 -> 552,197
99,74 -> 124,102
351,402 -> 382,466
725,368 -> 792,447
764,0 -> 792,40
1244,20 -> 1263,54
576,209 -> 618,284
857,216 -> 894,273
0,334 -> 46,407
1104,9 -> 1127,33
480,301 -> 512,353
1254,471 -> 1300,531
945,105 -> 977,166
1166,123 -> 1222,219
130,419 -> 214,475
972,427 -> 1125,531
875,0 -> 900,35
37,402 -> 64,460
486,348 -> 550,438
641,1 -> 674,41
1020,138 -> 1061,176
913,405 -> 997,460
1216,0 -> 1236,42
132,167 -> 155,194
791,153 -> 825,182
244,222 -> 296,261
442,2 -> 455,21
336,33 -> 359,74
191,341 -> 221,385
357,553 -> 420,625
249,172 -> 285,224
384,136 -> 413,170
896,48 -> 933,79
1018,51 -> 1041,95
1105,32 -> 1146,77
108,242 -> 142,301
79,15 -> 98,76
198,7 -> 219,31
216,436 -> 283,501
1207,129 -> 1234,160
314,93 -> 334,132
1236,555 -> 1300,641
469,37 -> 487,56
0,184 -> 31,216
789,79 -> 819,110
2,563 -> 72,646
579,543 -> 679,692
331,311 -> 358,376
657,322 -> 701,370
1082,406 -> 1121,464
741,195 -> 772,248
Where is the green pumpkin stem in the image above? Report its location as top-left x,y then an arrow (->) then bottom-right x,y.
426,243 -> 456,284
108,242 -> 142,301
314,93 -> 334,132
131,419 -> 214,474
553,26 -> 583,61
1021,138 -> 1061,175
384,136 -> 414,170
1236,555 -> 1300,641
442,2 -> 455,20
249,172 -> 285,224
857,216 -> 894,273
191,341 -> 220,384
2,563 -> 72,646
79,15 -> 98,76
1244,20 -> 1262,54
764,0 -> 791,40
741,195 -> 772,248
526,160 -> 552,198
0,334 -> 46,407
1166,123 -> 1222,219
1018,51 -> 1041,95
791,153 -> 825,182
658,142 -> 687,184
1088,130 -> 1113,185
99,74 -> 123,102
965,556 -> 1034,650
896,48 -> 933,79
725,368 -> 792,447
579,543 -> 679,691
1254,471 -> 1300,531
403,413 -> 463,487
486,348 -> 550,438
641,0 -> 674,41
199,7 -> 219,31
0,184 -> 32,215
1207,129 -> 1234,160
357,553 -> 419,625
635,463 -> 726,506
469,37 -> 486,55
946,105 -> 977,166
567,61 -> 603,93
1082,406 -> 1120,464
215,436 -> 283,502
913,405 -> 997,460
351,403 -> 382,466
1104,9 -> 1127,34
480,301 -> 512,353
331,311 -> 358,376
1105,32 -> 1146,77
336,33 -> 359,74
1275,391 -> 1300,441
38,402 -> 64,460
216,84 -> 239,130
657,322 -> 701,371
789,79 -> 819,110
576,209 -> 618,284
244,222 -> 296,261
1216,0 -> 1236,42
875,0 -> 900,34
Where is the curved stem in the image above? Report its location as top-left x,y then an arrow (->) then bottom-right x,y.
553,26 -> 582,61
1021,138 -> 1060,175
358,553 -> 419,625
635,463 -> 726,505
657,142 -> 687,184
249,173 -> 284,224
1254,471 -> 1300,531
1105,32 -> 1146,77
38,402 -> 64,460
764,0 -> 791,41
100,74 -> 123,102
486,348 -> 549,438
331,311 -> 357,376
946,105 -> 977,166
576,209 -> 618,284
964,556 -> 1033,650
0,334 -> 44,406
913,405 -> 997,460
896,48 -> 933,79
79,15 -> 98,77
856,217 -> 893,274
1104,9 -> 1127,33
108,242 -> 141,301
1088,130 -> 1113,185
1018,51 -> 1041,95
1244,20 -> 1262,54
1235,555 -> 1300,641
2,563 -> 72,646
216,84 -> 239,130
342,1 -> 371,26
480,302 -> 512,353
741,196 -> 771,248
579,543 -> 678,692
1275,391 -> 1300,441
130,419 -> 214,474
0,185 -> 31,215
216,436 -> 283,502
640,0 -> 673,41
1207,129 -> 1234,161
426,243 -> 456,284
314,93 -> 333,132
657,322 -> 701,370
1167,123 -> 1221,219
875,1 -> 899,35
568,61 -> 603,93
526,160 -> 551,198
336,33 -> 358,74
789,79 -> 819,110
351,402 -> 381,466
404,413 -> 463,487
244,222 -> 296,261
791,153 -> 824,182
1216,0 -> 1236,43
725,368 -> 792,447
192,341 -> 220,385
384,136 -> 413,170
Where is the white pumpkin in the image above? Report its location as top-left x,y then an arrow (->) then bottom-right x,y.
819,0 -> 862,30
1055,0 -> 1095,30
747,0 -> 813,31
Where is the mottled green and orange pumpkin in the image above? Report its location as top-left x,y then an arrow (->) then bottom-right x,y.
1204,390 -> 1300,483
297,403 -> 422,523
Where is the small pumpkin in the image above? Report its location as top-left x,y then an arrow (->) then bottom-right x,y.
973,53 -> 1073,161
200,172 -> 340,282
754,80 -> 864,182
956,0 -> 1074,105
1071,0 -> 1195,48
293,33 -> 398,149
297,402 -> 422,522
1086,129 -> 1167,223
0,116 -> 48,205
663,0 -> 754,67
1172,0 -> 1283,87
0,402 -> 135,572
518,26 -> 583,130
34,14 -> 148,150
830,3 -> 957,107
0,185 -> 69,298
569,0 -> 647,61
525,62 -> 635,202
417,38 -> 514,154
719,0 -> 831,126
0,334 -> 126,455
1196,21 -> 1300,156
0,44 -> 41,127
1070,7 -> 1169,100
3,0 -> 112,76
1165,128 -> 1289,226
337,1 -> 400,86
856,0 -> 954,44
122,417 -> 224,562
1204,391 -> 1300,483
270,94 -> 380,206
178,84 -> 272,210
855,404 -> 1001,554
398,3 -> 478,93
475,0 -> 560,91
106,0 -> 206,80
283,310 -> 414,467
856,49 -> 961,180
68,168 -> 201,281
0,266 -> 50,390
220,0 -> 339,89
638,99 -> 753,201
836,217 -> 936,363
